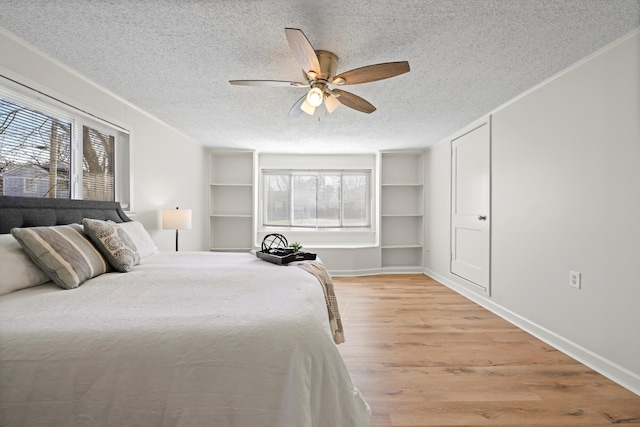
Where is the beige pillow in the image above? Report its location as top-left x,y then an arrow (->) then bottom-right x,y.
11,224 -> 110,290
83,218 -> 140,272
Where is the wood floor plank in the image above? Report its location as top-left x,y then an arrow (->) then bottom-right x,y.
333,274 -> 640,426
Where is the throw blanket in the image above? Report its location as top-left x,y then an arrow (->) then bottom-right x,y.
292,260 -> 345,344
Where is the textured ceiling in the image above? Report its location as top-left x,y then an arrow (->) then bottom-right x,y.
0,0 -> 638,153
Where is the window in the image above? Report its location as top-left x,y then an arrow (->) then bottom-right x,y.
263,170 -> 371,228
0,97 -> 72,198
0,81 -> 129,205
82,125 -> 115,201
24,177 -> 39,194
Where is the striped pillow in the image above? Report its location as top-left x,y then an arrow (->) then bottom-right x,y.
83,218 -> 139,272
11,224 -> 110,289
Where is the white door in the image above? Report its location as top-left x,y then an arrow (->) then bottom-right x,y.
451,121 -> 491,293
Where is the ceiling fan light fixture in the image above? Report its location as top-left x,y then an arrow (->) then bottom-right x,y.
306,87 -> 324,107
325,94 -> 340,113
300,99 -> 316,115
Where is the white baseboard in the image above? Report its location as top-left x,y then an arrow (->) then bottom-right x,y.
381,266 -> 425,274
424,268 -> 640,397
330,266 -> 426,277
330,268 -> 382,277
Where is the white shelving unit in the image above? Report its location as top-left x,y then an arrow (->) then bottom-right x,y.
380,151 -> 424,273
209,150 -> 254,252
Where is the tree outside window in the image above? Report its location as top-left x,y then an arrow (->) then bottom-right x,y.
0,98 -> 71,198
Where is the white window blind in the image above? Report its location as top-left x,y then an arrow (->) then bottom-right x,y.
0,97 -> 73,198
0,78 -> 130,206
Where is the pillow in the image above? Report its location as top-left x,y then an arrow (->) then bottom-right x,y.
0,234 -> 52,296
11,224 -> 110,290
117,221 -> 158,258
83,218 -> 139,272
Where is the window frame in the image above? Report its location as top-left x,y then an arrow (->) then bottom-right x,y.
24,177 -> 38,194
262,169 -> 372,230
0,77 -> 130,207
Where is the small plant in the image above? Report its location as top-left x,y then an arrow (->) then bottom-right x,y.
289,242 -> 303,252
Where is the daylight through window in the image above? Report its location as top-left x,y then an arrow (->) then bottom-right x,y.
82,125 -> 115,201
263,170 -> 371,228
0,98 -> 72,198
0,82 -> 129,204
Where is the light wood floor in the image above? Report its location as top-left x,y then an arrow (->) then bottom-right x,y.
333,274 -> 640,427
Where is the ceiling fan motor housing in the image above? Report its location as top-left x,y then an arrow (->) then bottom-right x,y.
314,50 -> 338,83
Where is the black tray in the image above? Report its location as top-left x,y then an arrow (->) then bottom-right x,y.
256,250 -> 317,265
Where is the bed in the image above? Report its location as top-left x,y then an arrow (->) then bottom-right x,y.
0,196 -> 370,426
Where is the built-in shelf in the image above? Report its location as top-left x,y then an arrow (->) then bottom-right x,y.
380,152 -> 424,186
380,151 -> 424,272
381,216 -> 423,246
209,152 -> 253,186
209,185 -> 252,217
381,246 -> 423,273
209,151 -> 254,252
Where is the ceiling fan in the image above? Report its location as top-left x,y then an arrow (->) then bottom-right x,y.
229,28 -> 410,116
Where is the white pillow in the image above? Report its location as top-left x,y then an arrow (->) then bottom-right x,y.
117,221 -> 158,258
0,234 -> 51,296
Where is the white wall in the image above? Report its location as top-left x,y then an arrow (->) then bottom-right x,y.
425,29 -> 640,394
0,28 -> 209,251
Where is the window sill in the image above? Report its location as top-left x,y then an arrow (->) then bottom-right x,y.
256,228 -> 377,249
302,244 -> 378,249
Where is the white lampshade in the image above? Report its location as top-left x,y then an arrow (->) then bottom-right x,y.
300,99 -> 316,116
324,95 -> 340,114
306,87 -> 324,107
162,208 -> 192,230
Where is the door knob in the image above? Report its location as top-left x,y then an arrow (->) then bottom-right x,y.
478,215 -> 487,221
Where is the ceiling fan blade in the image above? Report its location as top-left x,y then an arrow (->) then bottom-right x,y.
333,89 -> 376,114
285,28 -> 321,75
324,94 -> 341,114
229,80 -> 308,87
288,94 -> 307,117
332,61 -> 410,85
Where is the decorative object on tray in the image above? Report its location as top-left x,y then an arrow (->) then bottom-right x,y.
257,233 -> 316,265
289,241 -> 303,251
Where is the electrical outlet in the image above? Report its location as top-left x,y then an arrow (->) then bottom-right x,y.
569,271 -> 581,289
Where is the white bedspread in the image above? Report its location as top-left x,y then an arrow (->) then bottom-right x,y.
0,251 -> 370,426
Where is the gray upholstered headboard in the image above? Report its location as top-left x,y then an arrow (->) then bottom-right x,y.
0,196 -> 131,234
